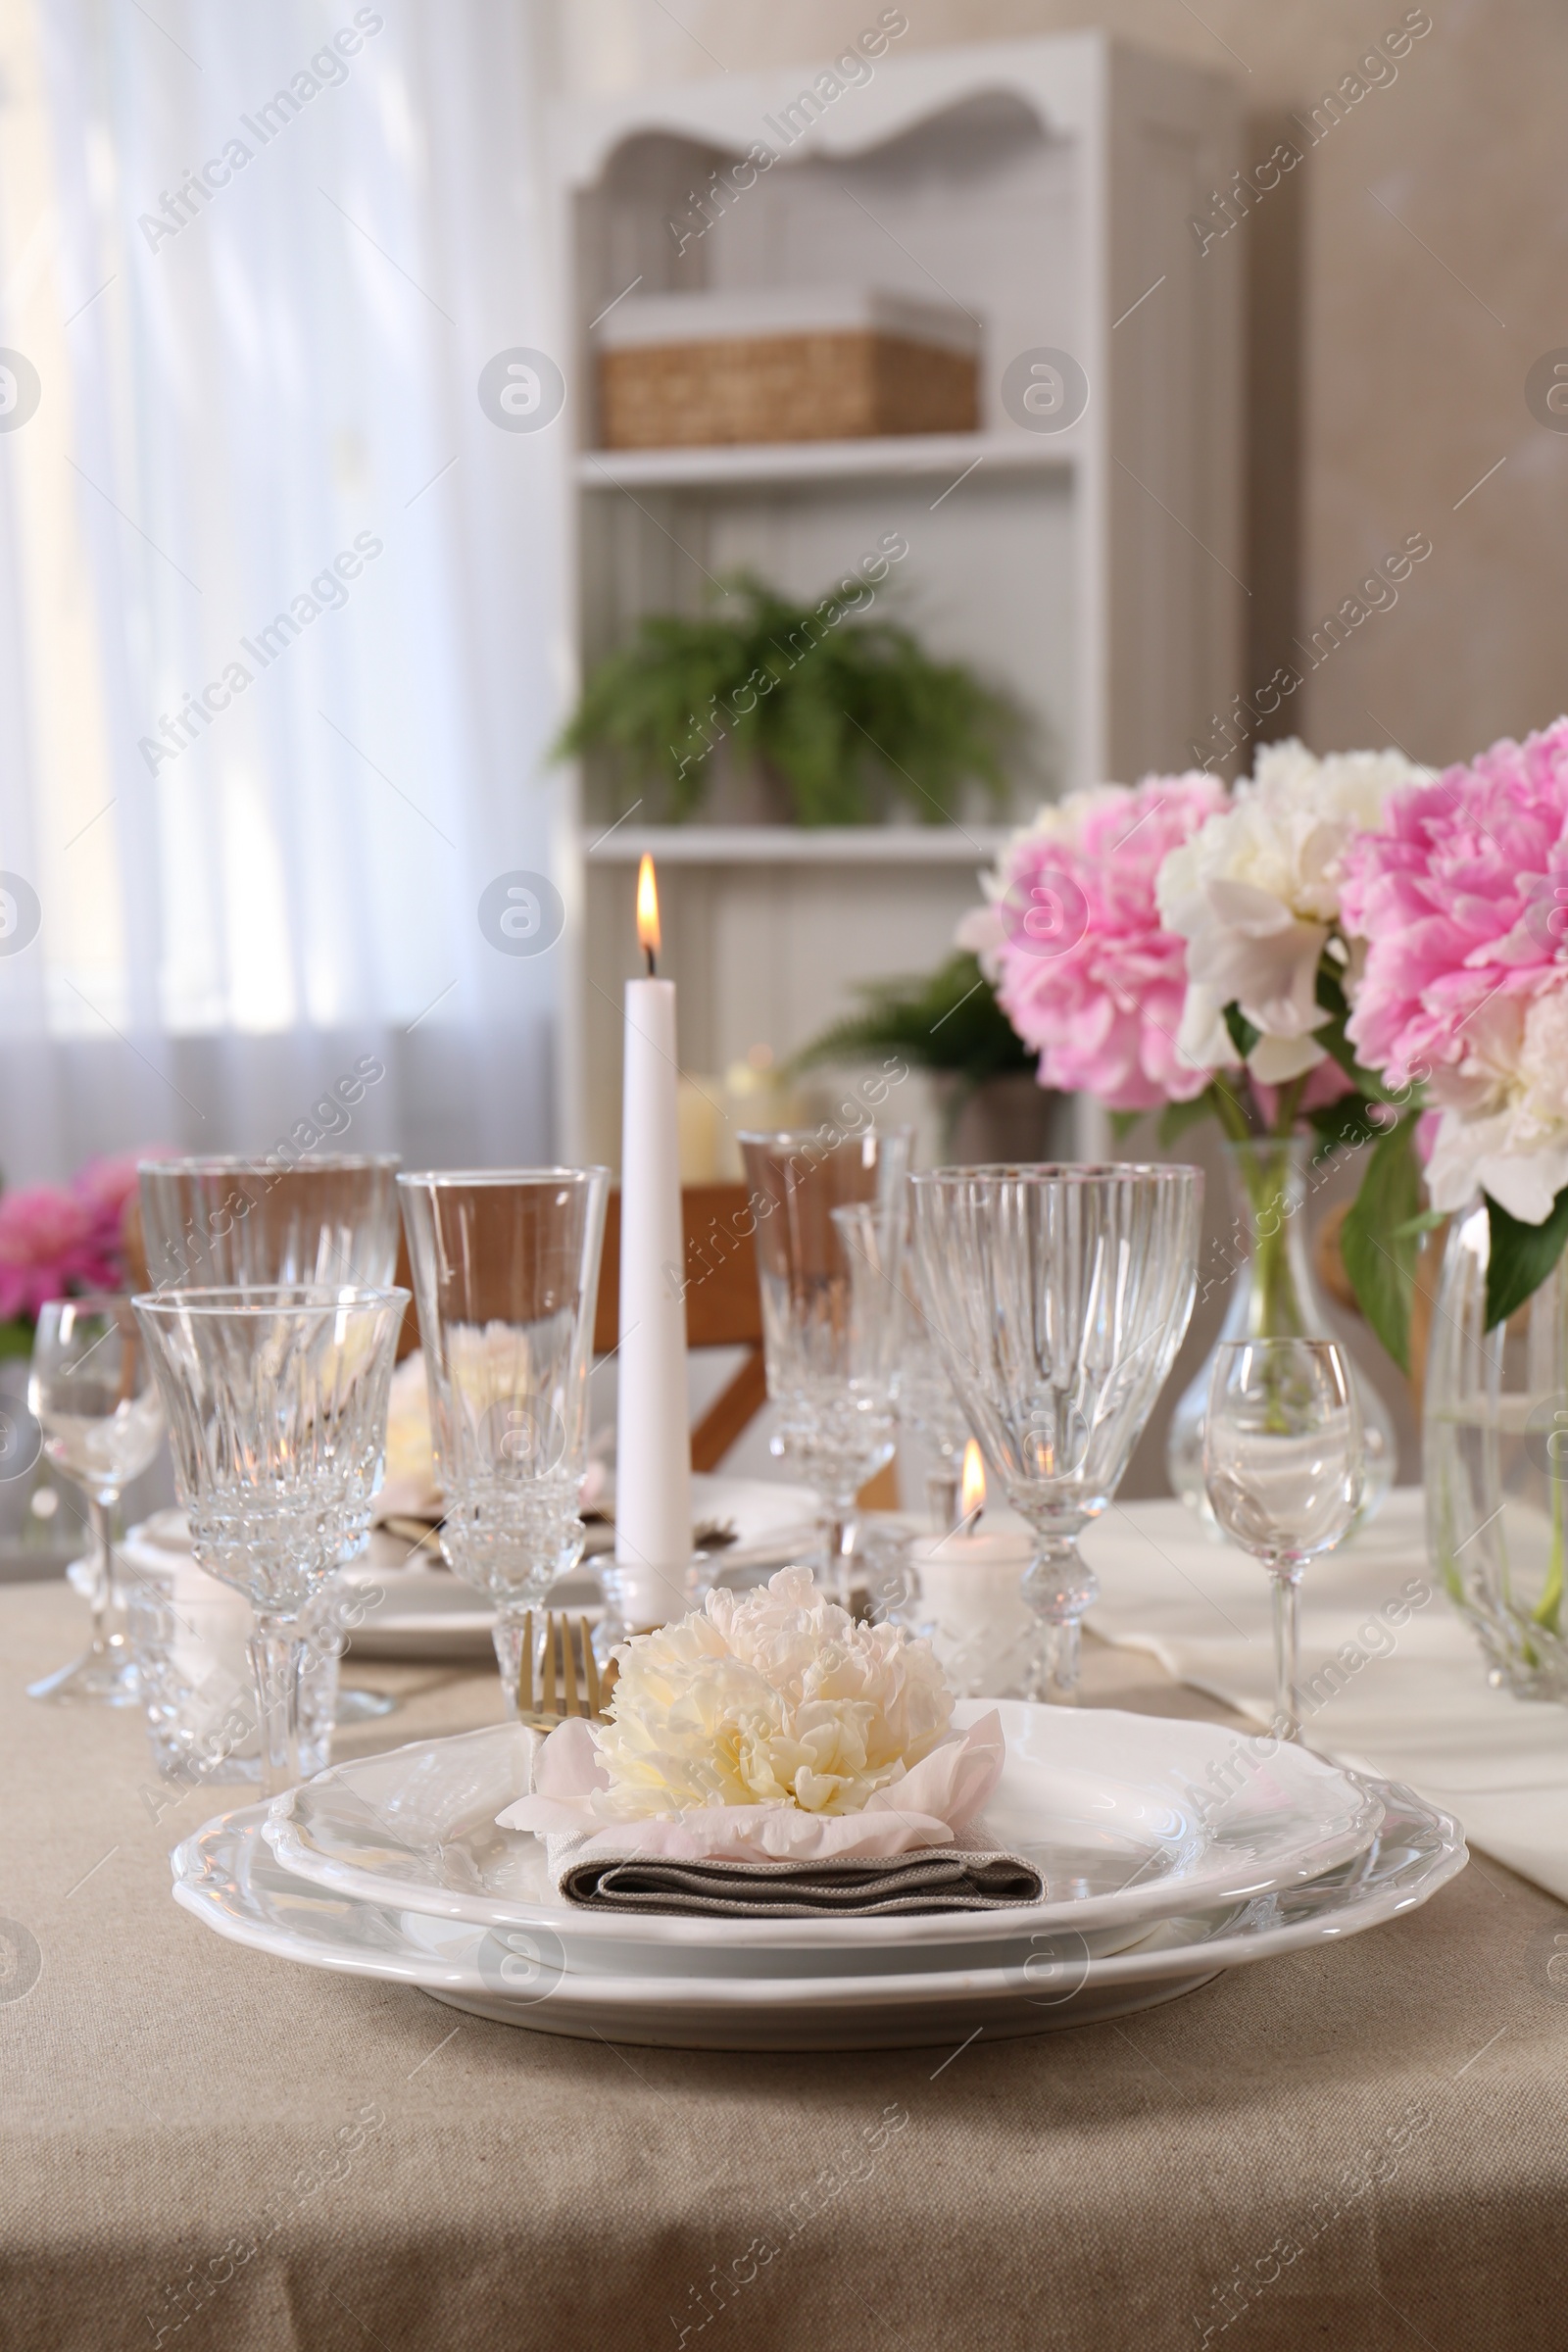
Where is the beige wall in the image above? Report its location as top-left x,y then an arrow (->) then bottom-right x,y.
556,0 -> 1568,775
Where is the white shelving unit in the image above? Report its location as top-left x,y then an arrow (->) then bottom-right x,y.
585,825 -> 1013,865
552,35 -> 1243,1167
577,432 -> 1079,492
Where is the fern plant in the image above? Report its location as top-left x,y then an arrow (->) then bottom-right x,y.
558,572 -> 1024,826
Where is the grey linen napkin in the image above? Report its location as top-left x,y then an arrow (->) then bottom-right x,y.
547,1835 -> 1044,1917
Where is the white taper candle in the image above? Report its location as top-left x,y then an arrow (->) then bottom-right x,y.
613,861 -> 692,1627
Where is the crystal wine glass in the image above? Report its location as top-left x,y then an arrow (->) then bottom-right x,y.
138,1153 -> 403,1729
396,1170 -> 609,1717
739,1127 -> 913,1602
910,1163 -> 1201,1702
25,1298 -> 166,1705
133,1285 -> 408,1794
1203,1338 -> 1363,1740
136,1154 -> 402,1293
896,1232 -> 973,1531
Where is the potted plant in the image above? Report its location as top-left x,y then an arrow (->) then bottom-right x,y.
794,951 -> 1062,1159
557,571 -> 1025,827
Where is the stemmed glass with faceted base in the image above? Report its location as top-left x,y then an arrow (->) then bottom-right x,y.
896,1240 -> 973,1532
738,1128 -> 912,1603
911,1164 -> 1201,1702
25,1298 -> 165,1705
137,1153 -> 403,1729
397,1171 -> 609,1717
1203,1338 -> 1363,1740
133,1286 -> 407,1795
136,1154 -> 402,1294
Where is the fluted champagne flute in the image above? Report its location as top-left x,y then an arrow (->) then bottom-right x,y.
895,1215 -> 973,1531
739,1127 -> 912,1601
397,1171 -> 609,1715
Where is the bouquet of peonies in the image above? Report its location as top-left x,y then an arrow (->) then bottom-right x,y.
0,1150 -> 169,1352
962,722 -> 1568,1356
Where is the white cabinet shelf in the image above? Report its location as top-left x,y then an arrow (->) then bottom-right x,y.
583,824 -> 1009,865
554,34 -> 1243,1167
577,431 -> 1080,492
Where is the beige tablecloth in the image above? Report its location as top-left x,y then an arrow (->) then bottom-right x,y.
3,1578 -> 1565,2352
1085,1488 -> 1568,1902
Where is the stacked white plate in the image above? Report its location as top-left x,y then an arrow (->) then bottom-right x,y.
171,1702 -> 1465,2051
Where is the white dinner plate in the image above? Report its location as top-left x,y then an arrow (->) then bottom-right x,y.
341,1474 -> 821,1661
172,1782 -> 1465,2050
262,1702 -> 1385,1962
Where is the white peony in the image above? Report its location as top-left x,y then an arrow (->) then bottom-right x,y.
384,1349 -> 434,1487
592,1566 -> 955,1820
498,1567 -> 1007,1863
1156,739 -> 1430,1082
1425,988 -> 1568,1221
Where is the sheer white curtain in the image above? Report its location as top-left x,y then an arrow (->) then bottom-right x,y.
0,0 -> 571,1180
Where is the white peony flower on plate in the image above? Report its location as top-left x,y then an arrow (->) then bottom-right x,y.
1156,739 -> 1430,1081
497,1566 -> 1006,1864
377,1348 -> 442,1520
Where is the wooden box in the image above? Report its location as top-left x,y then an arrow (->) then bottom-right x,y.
594,287 -> 979,449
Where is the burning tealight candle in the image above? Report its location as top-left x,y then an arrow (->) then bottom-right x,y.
611,855 -> 693,1631
910,1443 -> 1036,1698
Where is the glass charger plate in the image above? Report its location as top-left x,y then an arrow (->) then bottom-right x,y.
261,1701 -> 1386,1960
172,1783 -> 1464,2052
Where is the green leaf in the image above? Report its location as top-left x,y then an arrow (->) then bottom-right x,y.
1392,1207 -> 1447,1241
1157,1090 -> 1219,1148
1341,1116 -> 1424,1373
1315,967 -> 1351,1023
1313,964 -> 1406,1102
1223,1003 -> 1260,1060
0,1317 -> 31,1359
1484,1186 -> 1568,1330
1305,1094 -> 1379,1159
1108,1109 -> 1146,1144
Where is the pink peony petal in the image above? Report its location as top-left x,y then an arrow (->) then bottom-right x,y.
986,772 -> 1228,1107
1343,716 -> 1568,1095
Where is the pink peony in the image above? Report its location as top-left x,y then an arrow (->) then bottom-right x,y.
0,1146 -> 172,1322
0,1186 -> 118,1321
1340,719 -> 1568,1090
71,1152 -> 150,1223
72,1147 -> 172,1262
968,774 -> 1229,1111
1340,718 -> 1568,1218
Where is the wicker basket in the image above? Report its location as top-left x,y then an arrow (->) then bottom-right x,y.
594,288 -> 980,450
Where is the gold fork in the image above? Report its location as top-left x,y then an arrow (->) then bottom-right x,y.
516,1610 -> 616,1731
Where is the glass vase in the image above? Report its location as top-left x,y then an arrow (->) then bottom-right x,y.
1166,1137 -> 1396,1527
1425,1200 -> 1568,1700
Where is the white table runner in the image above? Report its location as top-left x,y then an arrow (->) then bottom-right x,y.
1083,1488 -> 1568,1904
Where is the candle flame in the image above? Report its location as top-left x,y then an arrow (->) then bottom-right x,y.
959,1440 -> 986,1525
636,854 -> 661,961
